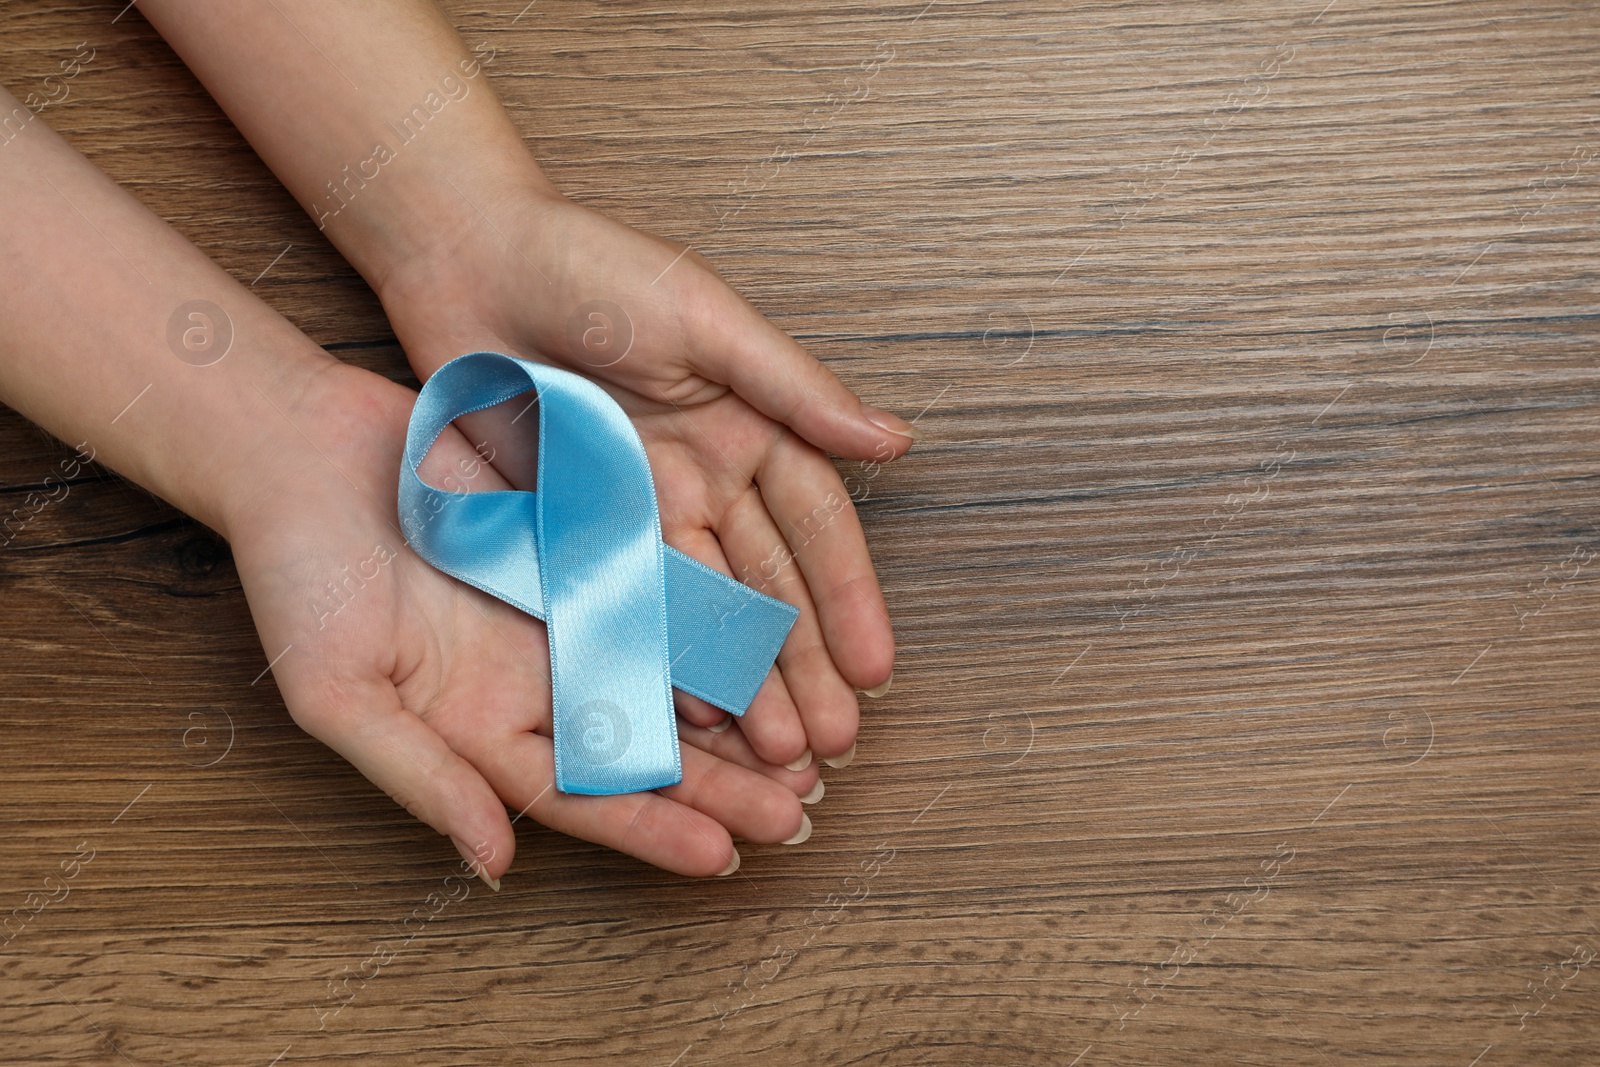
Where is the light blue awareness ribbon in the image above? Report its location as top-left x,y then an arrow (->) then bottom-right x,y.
399,352 -> 799,796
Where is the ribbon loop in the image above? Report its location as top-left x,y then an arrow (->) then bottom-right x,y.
399,352 -> 798,796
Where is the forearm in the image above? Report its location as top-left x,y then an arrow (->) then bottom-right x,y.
138,0 -> 554,304
0,84 -> 341,540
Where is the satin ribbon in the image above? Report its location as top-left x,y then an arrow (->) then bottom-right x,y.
398,352 -> 798,796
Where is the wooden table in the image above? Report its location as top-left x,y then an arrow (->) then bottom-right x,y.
2,1 -> 1597,1063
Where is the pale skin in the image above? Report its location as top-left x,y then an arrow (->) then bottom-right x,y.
0,2 -> 914,882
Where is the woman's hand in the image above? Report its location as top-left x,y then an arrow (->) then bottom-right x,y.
376,190 -> 912,770
136,0 -> 916,771
0,65 -> 823,885
229,361 -> 818,882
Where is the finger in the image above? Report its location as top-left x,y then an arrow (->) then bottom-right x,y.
736,666 -> 809,769
475,731 -> 733,875
414,408 -> 524,492
678,715 -> 824,803
718,484 -> 861,762
662,744 -> 808,845
755,434 -> 895,689
673,687 -> 729,731
663,524 -> 810,766
472,731 -> 756,876
279,672 -> 516,884
677,271 -> 921,462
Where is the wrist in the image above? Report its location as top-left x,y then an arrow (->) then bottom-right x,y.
139,0 -> 565,319
373,172 -> 571,381
216,354 -> 407,547
327,129 -> 563,316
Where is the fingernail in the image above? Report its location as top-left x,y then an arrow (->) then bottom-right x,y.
717,850 -> 741,877
782,813 -> 813,845
800,779 -> 825,805
862,403 -> 924,442
861,671 -> 893,699
450,836 -> 501,892
785,748 -> 813,772
708,716 -> 732,734
822,741 -> 857,769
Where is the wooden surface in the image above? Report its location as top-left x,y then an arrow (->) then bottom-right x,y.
3,1 -> 1599,1063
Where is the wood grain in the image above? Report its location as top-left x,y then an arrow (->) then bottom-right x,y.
3,0 -> 1598,1063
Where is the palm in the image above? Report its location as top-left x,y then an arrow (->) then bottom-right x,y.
229,367 -> 812,879
380,195 -> 904,769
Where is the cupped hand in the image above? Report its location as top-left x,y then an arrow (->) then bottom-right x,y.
229,361 -> 817,881
377,188 -> 913,769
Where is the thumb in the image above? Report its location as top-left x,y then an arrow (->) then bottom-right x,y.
279,672 -> 515,889
682,279 -> 923,461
